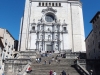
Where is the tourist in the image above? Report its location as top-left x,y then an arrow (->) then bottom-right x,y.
26,64 -> 32,73
49,60 -> 51,65
39,57 -> 41,63
44,60 -> 47,65
53,71 -> 57,75
49,70 -> 53,75
61,70 -> 66,75
36,58 -> 38,62
37,58 -> 40,63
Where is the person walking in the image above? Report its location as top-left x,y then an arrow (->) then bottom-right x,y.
53,71 -> 57,75
44,60 -> 46,64
61,70 -> 66,75
26,64 -> 32,73
49,70 -> 53,75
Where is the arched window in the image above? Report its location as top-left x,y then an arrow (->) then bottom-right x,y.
56,3 -> 58,6
49,3 -> 51,6
59,3 -> 61,7
42,3 -> 44,6
52,3 -> 54,6
39,2 -> 41,6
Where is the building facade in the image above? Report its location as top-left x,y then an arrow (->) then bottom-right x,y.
85,11 -> 100,75
19,0 -> 86,53
86,11 -> 100,59
0,28 -> 15,66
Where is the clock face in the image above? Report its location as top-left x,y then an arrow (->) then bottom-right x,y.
45,14 -> 55,22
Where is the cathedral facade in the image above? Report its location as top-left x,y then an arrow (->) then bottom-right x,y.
19,0 -> 86,53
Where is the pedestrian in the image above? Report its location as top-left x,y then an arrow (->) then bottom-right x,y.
53,71 -> 57,75
49,70 -> 53,75
49,60 -> 51,65
44,60 -> 47,65
26,64 -> 32,73
36,58 -> 38,63
37,58 -> 40,63
58,59 -> 61,63
61,70 -> 66,75
39,57 -> 41,63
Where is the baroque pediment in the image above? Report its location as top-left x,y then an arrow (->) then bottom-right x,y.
42,7 -> 57,14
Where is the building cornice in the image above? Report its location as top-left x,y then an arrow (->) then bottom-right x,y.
90,11 -> 100,23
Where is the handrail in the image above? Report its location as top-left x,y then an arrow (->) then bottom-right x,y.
74,59 -> 90,75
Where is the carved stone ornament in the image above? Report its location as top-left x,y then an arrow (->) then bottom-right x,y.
42,7 -> 57,14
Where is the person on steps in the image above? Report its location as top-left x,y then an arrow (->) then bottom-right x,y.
53,71 -> 57,75
49,70 -> 53,75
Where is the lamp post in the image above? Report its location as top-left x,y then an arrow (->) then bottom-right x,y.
90,69 -> 93,75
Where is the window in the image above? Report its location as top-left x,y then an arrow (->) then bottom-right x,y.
41,26 -> 43,30
49,3 -> 51,6
59,3 -> 61,6
12,45 -> 13,50
46,3 -> 48,6
39,2 -> 41,6
56,3 -> 58,6
45,14 -> 55,22
5,39 -> 7,45
63,27 -> 66,31
48,35 -> 51,40
56,35 -> 58,39
48,28 -> 50,31
42,3 -> 44,6
32,26 -> 35,31
52,3 -> 54,6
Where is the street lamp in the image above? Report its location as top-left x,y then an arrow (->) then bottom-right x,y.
90,69 -> 93,75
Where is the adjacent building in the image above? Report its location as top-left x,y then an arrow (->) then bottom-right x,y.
0,28 -> 15,70
85,11 -> 100,75
19,0 -> 86,53
86,11 -> 100,59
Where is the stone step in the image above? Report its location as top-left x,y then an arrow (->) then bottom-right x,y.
28,53 -> 80,75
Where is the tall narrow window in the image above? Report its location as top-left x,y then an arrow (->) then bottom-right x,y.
46,3 -> 48,6
48,35 -> 51,40
59,3 -> 61,7
63,27 -> 66,31
56,3 -> 58,6
39,2 -> 41,6
42,3 -> 44,6
49,3 -> 51,6
52,3 -> 54,6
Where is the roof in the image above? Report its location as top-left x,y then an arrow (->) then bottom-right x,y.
85,29 -> 93,41
0,27 -> 15,40
90,11 -> 100,23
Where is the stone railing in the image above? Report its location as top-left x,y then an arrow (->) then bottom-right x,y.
17,51 -> 36,59
74,59 -> 90,75
4,58 -> 31,75
66,53 -> 79,59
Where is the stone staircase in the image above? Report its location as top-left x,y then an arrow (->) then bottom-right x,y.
26,53 -> 81,75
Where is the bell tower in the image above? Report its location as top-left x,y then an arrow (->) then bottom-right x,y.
18,0 -> 86,53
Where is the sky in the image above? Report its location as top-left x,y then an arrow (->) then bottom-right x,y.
0,0 -> 100,40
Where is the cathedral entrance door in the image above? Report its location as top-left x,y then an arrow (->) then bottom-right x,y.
46,44 -> 52,53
